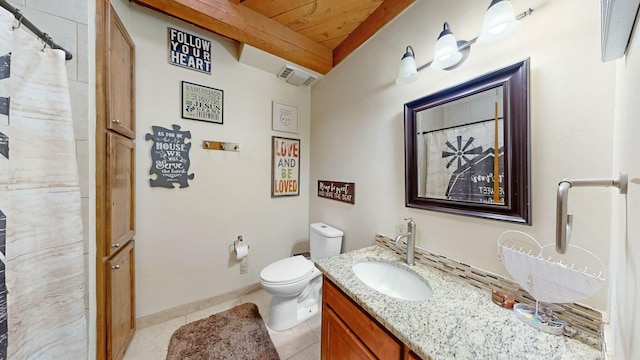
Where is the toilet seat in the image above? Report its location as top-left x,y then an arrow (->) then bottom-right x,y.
260,255 -> 315,286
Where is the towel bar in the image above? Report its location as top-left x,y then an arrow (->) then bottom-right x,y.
556,173 -> 627,254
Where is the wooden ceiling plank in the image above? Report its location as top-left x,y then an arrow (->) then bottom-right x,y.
272,0 -> 383,32
241,0 -> 316,19
134,0 -> 333,74
297,5 -> 380,45
320,35 -> 349,49
333,0 -> 416,66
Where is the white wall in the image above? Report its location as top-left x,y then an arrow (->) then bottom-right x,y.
609,14 -> 640,359
114,3 -> 311,318
310,0 -> 616,310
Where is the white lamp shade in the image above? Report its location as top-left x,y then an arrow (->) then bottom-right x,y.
396,53 -> 419,84
432,33 -> 463,70
477,0 -> 520,45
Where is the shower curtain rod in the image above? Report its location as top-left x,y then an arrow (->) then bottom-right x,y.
0,0 -> 73,60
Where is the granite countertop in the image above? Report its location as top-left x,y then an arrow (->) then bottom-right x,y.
315,245 -> 601,360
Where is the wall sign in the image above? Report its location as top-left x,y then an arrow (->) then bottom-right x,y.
168,27 -> 212,74
272,101 -> 298,133
182,81 -> 223,124
272,136 -> 300,197
145,124 -> 195,188
317,181 -> 355,204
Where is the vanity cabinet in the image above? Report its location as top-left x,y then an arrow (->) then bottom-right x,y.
321,277 -> 423,360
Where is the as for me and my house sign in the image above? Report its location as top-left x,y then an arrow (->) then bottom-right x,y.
168,27 -> 211,74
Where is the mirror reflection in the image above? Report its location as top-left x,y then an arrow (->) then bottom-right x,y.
417,86 -> 504,204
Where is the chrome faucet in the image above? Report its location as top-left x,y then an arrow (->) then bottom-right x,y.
394,218 -> 416,266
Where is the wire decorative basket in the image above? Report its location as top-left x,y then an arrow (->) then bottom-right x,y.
497,230 -> 606,335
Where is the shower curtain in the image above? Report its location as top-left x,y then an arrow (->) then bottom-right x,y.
0,8 -> 87,359
419,119 -> 504,200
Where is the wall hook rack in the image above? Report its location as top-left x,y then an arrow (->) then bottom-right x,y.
556,173 -> 628,254
203,140 -> 239,152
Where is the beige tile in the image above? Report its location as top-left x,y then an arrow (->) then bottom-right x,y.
289,341 -> 321,360
77,23 -> 88,83
267,321 -> 318,360
240,289 -> 272,318
306,311 -> 322,340
123,316 -> 186,360
124,295 -> 320,360
27,0 -> 88,24
75,140 -> 89,197
69,80 -> 88,140
83,253 -> 89,310
185,298 -> 242,323
81,197 -> 89,253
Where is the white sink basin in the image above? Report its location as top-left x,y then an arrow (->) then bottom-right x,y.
352,261 -> 432,301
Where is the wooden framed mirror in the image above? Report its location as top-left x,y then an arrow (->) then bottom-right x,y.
404,59 -> 530,224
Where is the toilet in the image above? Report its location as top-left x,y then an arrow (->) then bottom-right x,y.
260,222 -> 343,331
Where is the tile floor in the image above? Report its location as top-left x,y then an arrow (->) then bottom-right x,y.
123,289 -> 321,360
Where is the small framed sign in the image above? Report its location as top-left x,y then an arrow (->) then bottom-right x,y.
181,81 -> 223,124
168,27 -> 212,74
272,136 -> 300,197
272,101 -> 298,133
318,181 -> 355,204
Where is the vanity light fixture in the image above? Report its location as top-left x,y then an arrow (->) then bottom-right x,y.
478,0 -> 520,45
431,22 -> 468,70
396,46 -> 419,85
395,1 -> 534,85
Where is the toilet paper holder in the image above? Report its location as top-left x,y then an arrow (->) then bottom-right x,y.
234,235 -> 249,252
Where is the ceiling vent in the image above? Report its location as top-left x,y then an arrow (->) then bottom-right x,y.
277,65 -> 317,87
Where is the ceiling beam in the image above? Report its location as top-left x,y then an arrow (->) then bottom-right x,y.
134,0 -> 333,74
333,0 -> 415,67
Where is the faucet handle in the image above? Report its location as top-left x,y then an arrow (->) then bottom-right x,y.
404,217 -> 413,222
404,217 -> 416,231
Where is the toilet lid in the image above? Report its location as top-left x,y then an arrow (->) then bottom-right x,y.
260,255 -> 314,284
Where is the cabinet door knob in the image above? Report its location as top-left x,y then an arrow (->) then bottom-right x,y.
112,264 -> 120,270
112,243 -> 120,248
111,119 -> 121,124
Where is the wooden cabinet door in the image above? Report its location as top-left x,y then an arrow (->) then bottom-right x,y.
107,240 -> 135,360
107,5 -> 135,138
106,132 -> 134,257
322,278 -> 402,359
322,277 -> 425,359
404,348 -> 424,360
322,306 -> 376,360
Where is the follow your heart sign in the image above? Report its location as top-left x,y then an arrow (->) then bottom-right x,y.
168,27 -> 212,74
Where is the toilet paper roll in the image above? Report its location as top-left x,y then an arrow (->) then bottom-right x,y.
235,245 -> 249,260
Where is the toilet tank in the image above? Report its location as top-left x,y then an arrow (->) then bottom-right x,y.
309,223 -> 343,262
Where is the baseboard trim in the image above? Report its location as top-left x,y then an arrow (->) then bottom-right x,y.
136,283 -> 263,329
